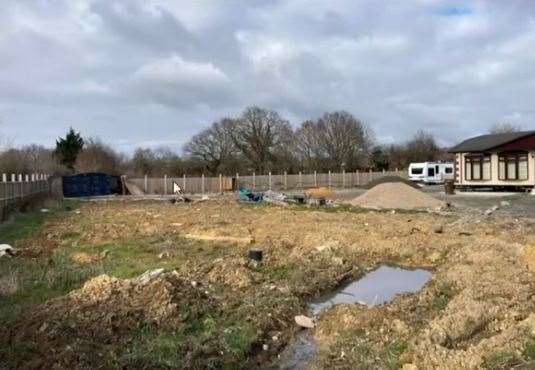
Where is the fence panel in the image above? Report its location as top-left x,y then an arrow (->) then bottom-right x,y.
128,170 -> 406,195
0,174 -> 52,222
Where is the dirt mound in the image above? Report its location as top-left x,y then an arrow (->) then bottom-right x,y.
364,175 -> 420,190
349,182 -> 446,210
6,270 -> 216,368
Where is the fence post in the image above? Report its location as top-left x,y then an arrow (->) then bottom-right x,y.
164,175 -> 167,195
356,170 -> 360,186
268,172 -> 272,190
183,174 -> 186,192
299,171 -> 302,188
314,171 -> 317,187
201,173 -> 205,194
369,169 -> 373,182
328,170 -> 332,188
342,169 -> 346,188
284,171 -> 287,190
219,174 -> 223,194
382,169 -> 386,176
144,174 -> 148,193
252,172 -> 255,190
2,174 -> 6,182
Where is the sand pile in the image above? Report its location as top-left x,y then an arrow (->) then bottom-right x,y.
349,182 -> 446,210
364,175 -> 420,190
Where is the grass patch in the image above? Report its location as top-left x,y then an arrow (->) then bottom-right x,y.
523,338 -> 535,362
431,282 -> 457,311
256,263 -> 296,281
483,351 -> 523,369
0,199 -> 79,244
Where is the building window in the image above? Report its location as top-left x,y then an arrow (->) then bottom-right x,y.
465,155 -> 491,181
498,152 -> 528,181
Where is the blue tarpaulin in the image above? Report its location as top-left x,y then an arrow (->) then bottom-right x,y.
62,173 -> 113,197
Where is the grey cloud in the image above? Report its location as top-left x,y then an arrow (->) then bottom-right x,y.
0,0 -> 534,153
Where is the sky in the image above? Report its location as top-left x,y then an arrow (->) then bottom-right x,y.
1,0 -> 534,153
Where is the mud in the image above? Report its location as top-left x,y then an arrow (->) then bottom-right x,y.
2,198 -> 535,369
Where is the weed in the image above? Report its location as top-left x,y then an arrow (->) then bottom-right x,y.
523,338 -> 535,362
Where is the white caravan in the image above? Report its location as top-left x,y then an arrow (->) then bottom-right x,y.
408,162 -> 454,184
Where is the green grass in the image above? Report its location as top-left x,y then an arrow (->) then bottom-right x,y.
0,199 -> 79,244
523,338 -> 535,362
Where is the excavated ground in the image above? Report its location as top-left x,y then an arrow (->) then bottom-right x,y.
1,198 -> 535,369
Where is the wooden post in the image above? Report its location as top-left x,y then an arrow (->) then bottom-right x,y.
299,171 -> 302,188
268,172 -> 272,190
314,171 -> 317,187
328,170 -> 332,188
342,169 -> 346,188
201,173 -> 205,194
183,174 -> 186,192
144,174 -> 148,193
252,172 -> 256,190
284,171 -> 287,190
219,174 -> 223,194
164,175 -> 167,195
369,169 -> 373,182
2,174 -> 6,182
356,170 -> 360,186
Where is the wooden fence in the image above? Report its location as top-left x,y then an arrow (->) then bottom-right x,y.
128,169 -> 406,195
0,174 -> 52,222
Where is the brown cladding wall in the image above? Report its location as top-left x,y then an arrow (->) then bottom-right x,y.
495,133 -> 535,151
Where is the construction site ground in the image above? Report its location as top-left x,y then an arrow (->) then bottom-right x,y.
1,189 -> 535,369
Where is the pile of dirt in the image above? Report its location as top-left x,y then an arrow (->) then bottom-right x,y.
364,175 -> 420,190
349,182 -> 446,210
5,270 -> 216,368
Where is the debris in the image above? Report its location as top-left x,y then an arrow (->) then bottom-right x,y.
458,231 -> 472,236
248,248 -> 263,262
0,244 -> 15,258
304,187 -> 333,198
434,225 -> 444,234
349,182 -> 446,210
135,268 -> 165,284
263,190 -> 289,206
237,188 -> 263,203
294,315 -> 315,328
40,208 -> 50,213
484,205 -> 499,215
263,344 -> 269,351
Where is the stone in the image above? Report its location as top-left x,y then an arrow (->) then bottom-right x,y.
295,315 -> 315,328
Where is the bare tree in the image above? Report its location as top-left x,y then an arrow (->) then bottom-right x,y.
489,123 -> 523,134
296,111 -> 374,171
75,138 -> 125,175
183,118 -> 237,174
405,130 -> 440,163
226,107 -> 294,173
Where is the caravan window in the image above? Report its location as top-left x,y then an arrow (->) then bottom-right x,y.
465,155 -> 491,181
498,152 -> 528,181
411,168 -> 423,175
445,167 -> 453,174
428,168 -> 435,177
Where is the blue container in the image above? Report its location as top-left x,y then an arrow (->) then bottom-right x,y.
62,173 -> 113,197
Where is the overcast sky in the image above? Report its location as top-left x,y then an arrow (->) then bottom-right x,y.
1,0 -> 534,153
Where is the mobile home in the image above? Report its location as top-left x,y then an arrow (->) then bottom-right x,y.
408,162 -> 454,184
449,131 -> 535,190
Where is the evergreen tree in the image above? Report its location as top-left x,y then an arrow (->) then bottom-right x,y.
55,127 -> 84,170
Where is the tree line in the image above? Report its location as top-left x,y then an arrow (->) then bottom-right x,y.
0,107 -> 520,177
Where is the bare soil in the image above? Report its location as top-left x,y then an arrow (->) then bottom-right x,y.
1,197 -> 535,369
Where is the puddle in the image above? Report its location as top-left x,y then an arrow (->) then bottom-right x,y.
270,265 -> 432,370
310,265 -> 432,315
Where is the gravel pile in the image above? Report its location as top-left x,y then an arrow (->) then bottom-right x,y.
349,182 -> 446,210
